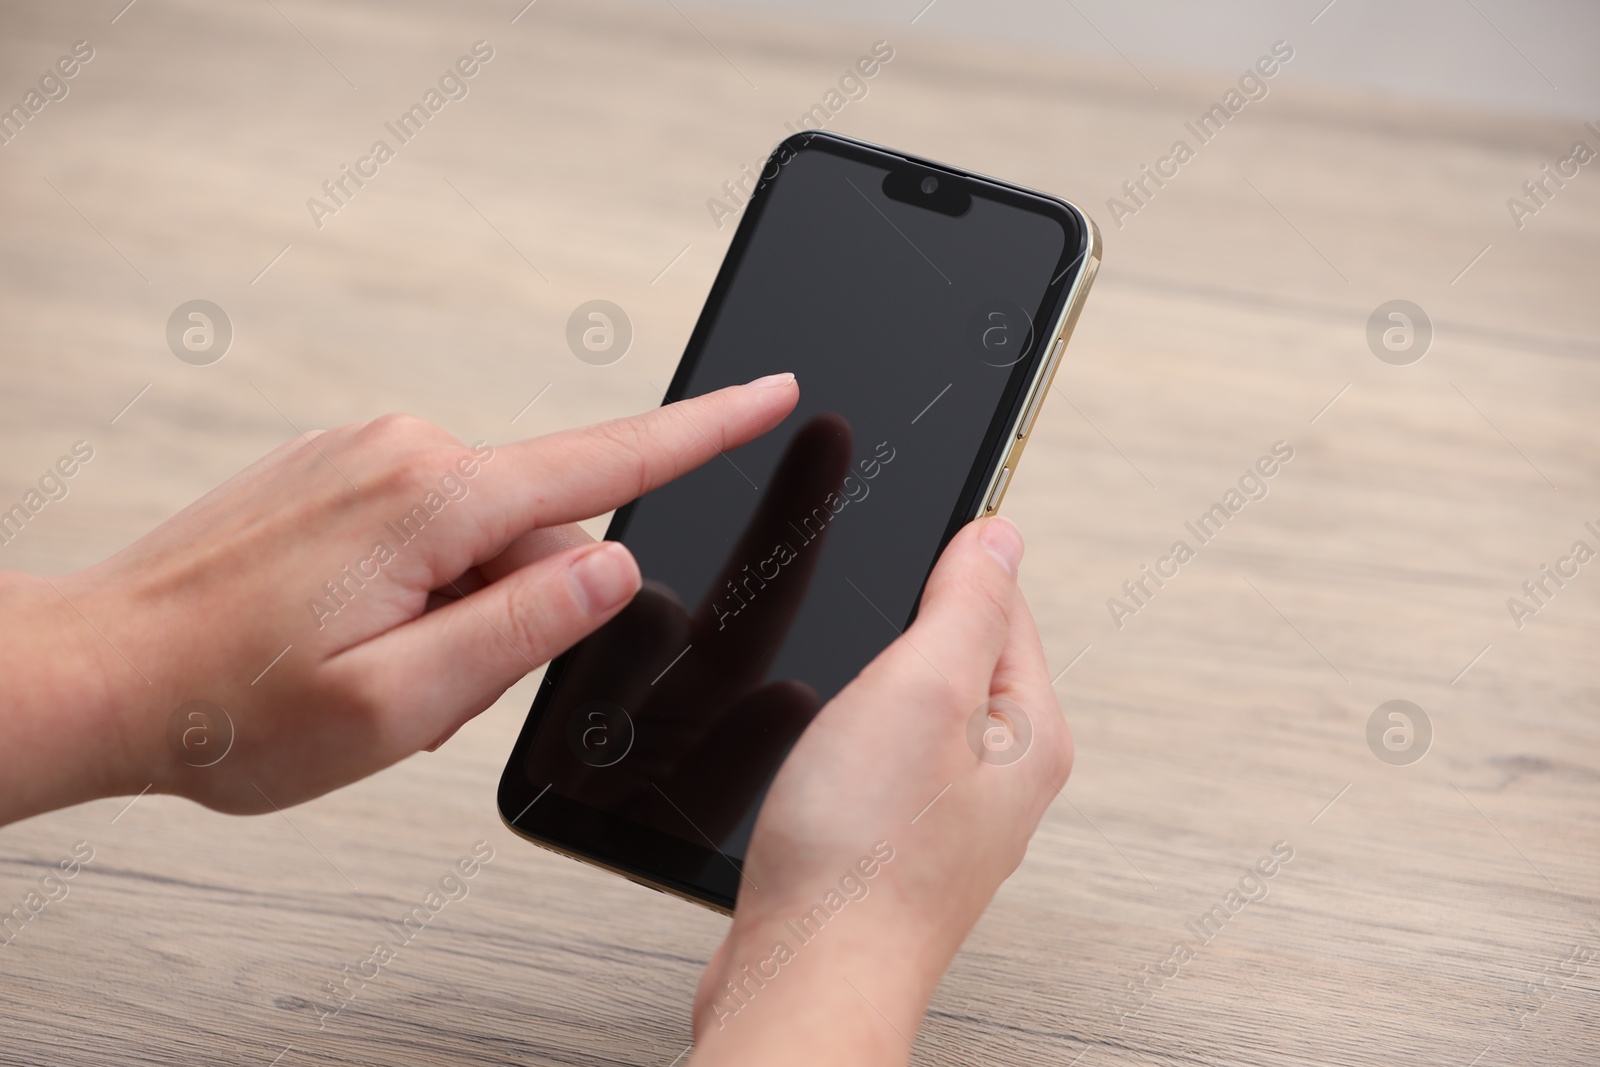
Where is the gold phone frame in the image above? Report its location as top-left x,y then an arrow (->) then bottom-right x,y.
976,215 -> 1102,518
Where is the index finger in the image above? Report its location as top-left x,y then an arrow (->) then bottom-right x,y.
477,373 -> 798,546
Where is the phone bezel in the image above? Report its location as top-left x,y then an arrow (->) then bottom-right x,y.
497,130 -> 1100,914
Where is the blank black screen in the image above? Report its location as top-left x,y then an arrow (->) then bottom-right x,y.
514,135 -> 1073,878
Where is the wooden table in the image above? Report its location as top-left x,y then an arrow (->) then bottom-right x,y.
2,2 -> 1595,1064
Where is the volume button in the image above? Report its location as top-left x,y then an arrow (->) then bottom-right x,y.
1018,336 -> 1066,440
985,466 -> 1012,513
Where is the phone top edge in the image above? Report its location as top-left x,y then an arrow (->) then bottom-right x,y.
776,130 -> 1096,253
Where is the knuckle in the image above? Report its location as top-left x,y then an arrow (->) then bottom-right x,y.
497,570 -> 566,660
954,568 -> 1012,634
1036,712 -> 1074,786
356,415 -> 461,499
364,413 -> 460,459
364,412 -> 435,443
380,411 -> 450,436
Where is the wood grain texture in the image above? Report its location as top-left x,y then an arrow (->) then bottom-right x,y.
1,2 -> 1596,1065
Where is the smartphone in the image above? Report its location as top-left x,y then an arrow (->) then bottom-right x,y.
498,131 -> 1099,912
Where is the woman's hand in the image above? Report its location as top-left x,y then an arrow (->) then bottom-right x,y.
0,375 -> 798,826
689,517 -> 1073,1067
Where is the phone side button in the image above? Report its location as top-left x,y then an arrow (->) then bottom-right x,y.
1018,336 -> 1066,440
985,466 -> 1012,513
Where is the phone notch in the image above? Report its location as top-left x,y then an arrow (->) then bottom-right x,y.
881,164 -> 972,217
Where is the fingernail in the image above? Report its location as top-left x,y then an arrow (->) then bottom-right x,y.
746,372 -> 795,388
979,516 -> 1024,575
567,543 -> 640,614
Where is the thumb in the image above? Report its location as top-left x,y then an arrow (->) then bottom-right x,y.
326,541 -> 642,757
890,516 -> 1024,699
